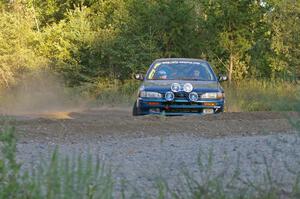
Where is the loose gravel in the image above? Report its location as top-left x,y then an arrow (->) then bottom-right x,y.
17,133 -> 300,193
1,108 -> 299,193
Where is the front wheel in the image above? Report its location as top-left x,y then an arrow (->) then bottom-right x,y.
215,106 -> 224,114
132,101 -> 142,116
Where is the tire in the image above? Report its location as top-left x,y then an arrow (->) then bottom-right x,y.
215,106 -> 224,114
132,101 -> 142,116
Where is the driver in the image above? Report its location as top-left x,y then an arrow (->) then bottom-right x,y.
192,69 -> 201,79
157,70 -> 168,79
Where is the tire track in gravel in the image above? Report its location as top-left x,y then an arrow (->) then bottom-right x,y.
0,108 -> 297,143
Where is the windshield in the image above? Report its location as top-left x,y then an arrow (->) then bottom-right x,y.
146,61 -> 216,81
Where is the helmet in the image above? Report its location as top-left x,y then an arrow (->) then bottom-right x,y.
158,70 -> 167,75
157,70 -> 167,79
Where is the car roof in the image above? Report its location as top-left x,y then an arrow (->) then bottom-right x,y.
153,58 -> 208,63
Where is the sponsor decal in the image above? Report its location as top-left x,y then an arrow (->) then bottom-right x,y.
160,61 -> 201,65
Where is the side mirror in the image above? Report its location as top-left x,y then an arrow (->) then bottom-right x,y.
134,73 -> 144,81
218,74 -> 228,82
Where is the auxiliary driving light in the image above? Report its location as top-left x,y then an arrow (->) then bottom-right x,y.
189,92 -> 198,102
171,83 -> 181,92
165,91 -> 175,101
183,83 -> 193,92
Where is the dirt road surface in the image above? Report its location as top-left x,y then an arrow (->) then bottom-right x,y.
1,108 -> 300,194
2,107 -> 297,143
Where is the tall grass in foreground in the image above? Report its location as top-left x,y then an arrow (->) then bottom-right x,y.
1,124 -> 300,199
0,126 -> 114,199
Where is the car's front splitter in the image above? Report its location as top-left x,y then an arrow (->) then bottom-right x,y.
137,98 -> 224,115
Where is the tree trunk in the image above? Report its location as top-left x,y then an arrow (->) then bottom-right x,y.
228,54 -> 233,83
0,68 -> 10,88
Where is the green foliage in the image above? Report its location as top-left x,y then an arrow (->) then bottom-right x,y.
0,125 -> 114,199
0,5 -> 46,90
138,0 -> 198,58
194,0 -> 266,81
38,6 -> 97,85
0,0 -> 299,95
267,0 -> 300,80
0,126 -> 21,199
29,0 -> 97,26
25,150 -> 114,199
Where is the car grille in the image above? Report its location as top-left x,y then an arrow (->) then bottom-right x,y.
163,91 -> 202,103
174,92 -> 189,100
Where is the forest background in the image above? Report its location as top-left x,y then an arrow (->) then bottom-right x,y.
0,0 -> 299,110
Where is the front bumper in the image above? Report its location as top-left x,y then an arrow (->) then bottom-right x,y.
137,97 -> 224,115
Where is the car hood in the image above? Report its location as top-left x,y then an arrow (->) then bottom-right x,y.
142,80 -> 222,93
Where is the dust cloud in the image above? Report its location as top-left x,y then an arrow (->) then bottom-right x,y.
0,71 -> 88,117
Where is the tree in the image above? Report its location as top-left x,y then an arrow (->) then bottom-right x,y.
0,1 -> 46,90
266,0 -> 300,80
37,6 -> 96,85
195,0 -> 265,82
115,0 -> 199,75
37,0 -> 131,85
29,0 -> 97,27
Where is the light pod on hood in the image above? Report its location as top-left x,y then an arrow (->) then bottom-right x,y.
171,83 -> 181,92
183,83 -> 193,93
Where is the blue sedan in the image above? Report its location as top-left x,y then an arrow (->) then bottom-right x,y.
133,58 -> 227,116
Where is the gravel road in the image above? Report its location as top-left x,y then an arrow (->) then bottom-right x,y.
2,108 -> 300,193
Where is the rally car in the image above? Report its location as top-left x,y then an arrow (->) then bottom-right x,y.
132,58 -> 227,116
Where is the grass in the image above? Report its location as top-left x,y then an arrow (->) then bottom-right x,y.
83,79 -> 140,107
223,79 -> 300,112
0,78 -> 298,112
87,79 -> 300,112
0,126 -> 114,199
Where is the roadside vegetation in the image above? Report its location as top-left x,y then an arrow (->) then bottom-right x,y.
0,1 -> 300,197
0,0 -> 299,111
0,125 -> 114,199
224,80 -> 300,112
90,79 -> 300,113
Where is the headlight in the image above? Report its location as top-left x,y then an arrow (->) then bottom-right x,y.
183,83 -> 193,92
201,92 -> 224,99
140,91 -> 162,98
171,83 -> 181,92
